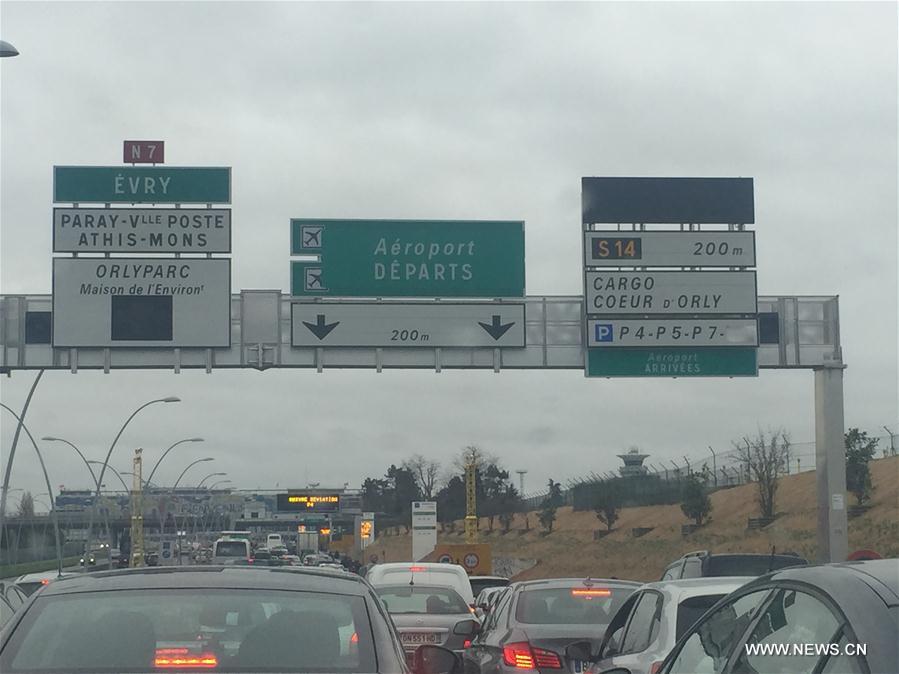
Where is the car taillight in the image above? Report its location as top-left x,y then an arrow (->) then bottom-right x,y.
154,648 -> 218,669
503,642 -> 535,669
650,661 -> 663,674
410,566 -> 426,571
40,579 -> 50,585
463,639 -> 472,649
532,646 -> 562,669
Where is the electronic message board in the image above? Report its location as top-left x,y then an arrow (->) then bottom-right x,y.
276,493 -> 341,512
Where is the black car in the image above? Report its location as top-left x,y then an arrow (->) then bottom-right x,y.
633,559 -> 899,674
464,578 -> 639,673
0,565 -> 464,673
659,550 -> 808,581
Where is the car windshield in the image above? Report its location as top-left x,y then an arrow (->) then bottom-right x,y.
515,586 -> 630,625
706,555 -> 805,577
0,589 -> 375,673
470,578 -> 509,596
376,585 -> 470,615
214,541 -> 247,557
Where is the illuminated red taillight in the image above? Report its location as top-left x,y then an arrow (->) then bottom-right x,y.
503,642 -> 535,669
410,566 -> 426,571
502,642 -> 562,669
650,661 -> 663,674
40,579 -> 50,585
463,639 -> 472,649
154,648 -> 217,669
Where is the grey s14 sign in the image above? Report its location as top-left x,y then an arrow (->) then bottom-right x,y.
588,318 -> 758,347
584,231 -> 755,267
52,258 -> 231,348
585,270 -> 757,315
291,302 -> 525,348
53,208 -> 231,253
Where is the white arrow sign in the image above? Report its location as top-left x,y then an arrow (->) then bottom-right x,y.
290,302 -> 525,348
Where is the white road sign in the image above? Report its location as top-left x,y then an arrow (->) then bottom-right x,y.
584,231 -> 755,267
588,318 -> 759,348
290,302 -> 526,348
411,501 -> 437,562
53,207 -> 231,253
52,258 -> 231,347
585,270 -> 757,315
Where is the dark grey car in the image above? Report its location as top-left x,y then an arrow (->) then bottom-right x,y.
376,585 -> 480,660
0,565 -> 467,674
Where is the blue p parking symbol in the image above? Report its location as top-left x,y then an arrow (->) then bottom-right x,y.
595,324 -> 613,343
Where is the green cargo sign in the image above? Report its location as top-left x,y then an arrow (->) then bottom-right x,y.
53,166 -> 231,204
290,219 -> 525,298
586,347 -> 758,377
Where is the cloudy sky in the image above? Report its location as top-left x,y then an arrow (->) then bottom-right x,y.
1,2 -> 897,506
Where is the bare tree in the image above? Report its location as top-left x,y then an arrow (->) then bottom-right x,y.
734,429 -> 791,519
15,491 -> 35,518
403,454 -> 441,499
451,445 -> 497,473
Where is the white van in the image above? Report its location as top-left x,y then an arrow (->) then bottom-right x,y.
212,537 -> 252,565
365,562 -> 474,605
266,533 -> 283,548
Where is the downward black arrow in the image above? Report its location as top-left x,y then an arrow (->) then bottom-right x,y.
478,315 -> 515,340
302,314 -> 340,340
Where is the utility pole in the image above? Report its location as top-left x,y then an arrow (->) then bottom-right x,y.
130,449 -> 145,568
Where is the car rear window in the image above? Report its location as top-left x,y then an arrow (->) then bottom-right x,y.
1,589 -> 376,673
515,586 -> 630,625
706,555 -> 806,577
675,594 -> 727,639
214,541 -> 249,558
376,585 -> 470,615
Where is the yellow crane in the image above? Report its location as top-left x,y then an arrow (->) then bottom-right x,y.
464,452 -> 478,543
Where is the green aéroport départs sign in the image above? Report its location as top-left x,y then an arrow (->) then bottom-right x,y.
53,166 -> 231,204
586,347 -> 758,378
290,219 -> 525,298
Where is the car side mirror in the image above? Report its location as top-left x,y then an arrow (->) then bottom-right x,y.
452,619 -> 480,636
413,645 -> 461,674
565,640 -> 593,663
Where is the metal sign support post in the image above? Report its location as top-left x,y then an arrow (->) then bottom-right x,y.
814,357 -> 848,563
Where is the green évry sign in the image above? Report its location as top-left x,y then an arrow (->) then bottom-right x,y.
290,219 -> 525,298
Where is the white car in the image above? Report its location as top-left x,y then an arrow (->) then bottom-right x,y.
365,562 -> 475,606
585,577 -> 753,674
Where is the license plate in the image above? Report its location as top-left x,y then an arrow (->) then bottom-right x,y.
571,660 -> 590,674
400,632 -> 440,646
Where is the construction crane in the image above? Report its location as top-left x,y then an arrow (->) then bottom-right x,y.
129,448 -> 145,567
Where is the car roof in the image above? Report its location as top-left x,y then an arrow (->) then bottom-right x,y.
470,575 -> 508,581
16,571 -> 78,583
641,576 -> 753,599
34,565 -> 370,596
758,559 -> 899,604
374,562 -> 464,571
515,578 -> 641,589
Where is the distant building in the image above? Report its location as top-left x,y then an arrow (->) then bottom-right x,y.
618,448 -> 650,477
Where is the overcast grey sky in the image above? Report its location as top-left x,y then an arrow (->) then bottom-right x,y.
1,2 -> 897,505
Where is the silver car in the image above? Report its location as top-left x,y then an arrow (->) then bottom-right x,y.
375,584 -> 480,660
585,577 -> 752,674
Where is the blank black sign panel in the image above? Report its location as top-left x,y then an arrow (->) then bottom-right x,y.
111,295 -> 173,341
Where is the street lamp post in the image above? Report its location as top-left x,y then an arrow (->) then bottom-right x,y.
172,458 -> 214,491
86,462 -> 130,492
208,479 -> 231,491
0,40 -> 19,57
92,397 -> 180,548
196,472 -> 226,490
0,404 -> 63,577
146,438 -> 204,487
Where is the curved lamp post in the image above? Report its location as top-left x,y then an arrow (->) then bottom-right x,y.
172,458 -> 214,491
146,437 -> 204,487
208,479 -> 231,491
92,396 -> 179,547
196,472 -> 226,489
86,461 -> 130,493
0,40 -> 19,57
0,404 -> 63,577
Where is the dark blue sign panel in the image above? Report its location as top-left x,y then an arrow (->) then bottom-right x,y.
582,177 -> 754,224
